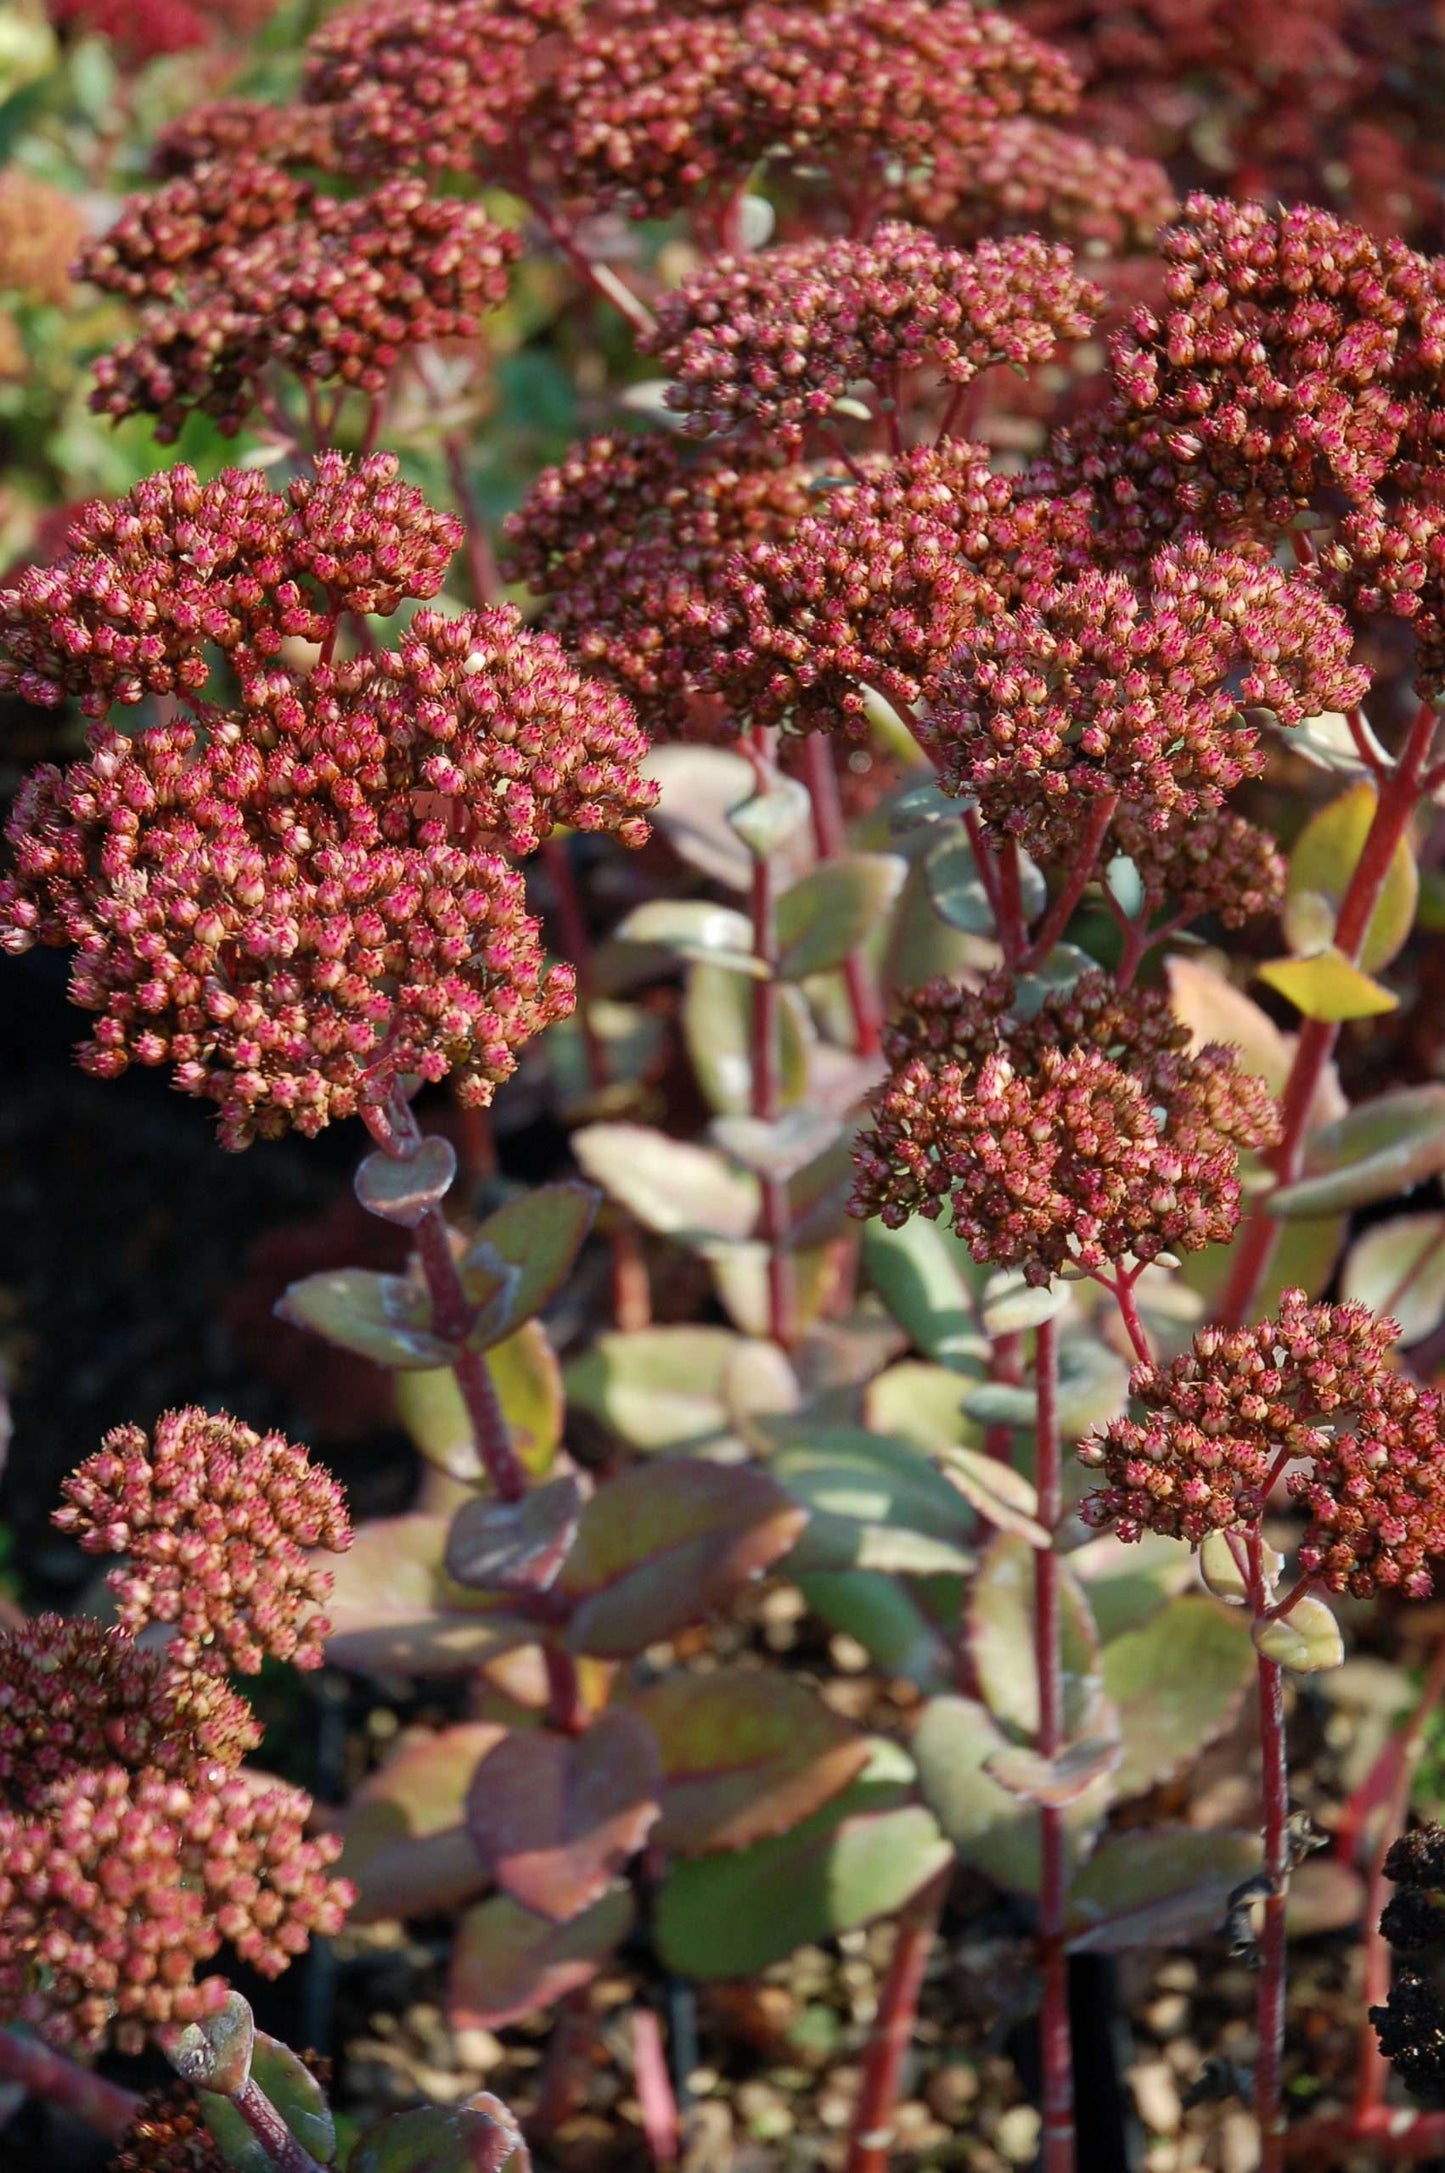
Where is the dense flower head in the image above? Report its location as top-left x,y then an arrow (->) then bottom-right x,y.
1109,195 -> 1445,535
150,99 -> 340,180
0,172 -> 86,309
928,537 -> 1369,859
301,0 -> 1080,216
0,1617 -> 258,1799
709,440 -> 1095,735
0,1760 -> 349,2051
1324,498 -> 1445,698
850,969 -> 1278,1281
903,118 -> 1174,254
54,1409 -> 352,1674
1080,1291 -> 1445,1590
3,707 -> 580,1141
302,0 -> 582,179
0,455 -> 460,717
502,432 -> 815,735
84,170 -> 518,440
646,225 -> 1100,448
77,159 -> 313,306
365,606 -> 659,851
0,459 -> 651,1136
113,2076 -> 233,2173
1111,801 -> 1287,929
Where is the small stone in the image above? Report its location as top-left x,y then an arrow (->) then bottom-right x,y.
994,2106 -> 1043,2164
1129,2059 -> 1182,2136
1142,1993 -> 1190,2037
926,2060 -> 981,2123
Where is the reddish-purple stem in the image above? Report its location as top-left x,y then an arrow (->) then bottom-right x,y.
631,2007 -> 681,2167
1219,696 -> 1439,1328
844,1867 -> 950,2173
1034,1313 -> 1075,2173
234,2076 -> 329,2173
1020,794 -> 1117,971
523,194 -> 655,337
1249,1526 -> 1292,2173
1350,1636 -> 1445,2133
0,2030 -> 138,2142
802,733 -> 883,1057
360,1097 -> 528,1502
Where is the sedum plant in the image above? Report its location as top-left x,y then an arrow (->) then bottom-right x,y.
6,4 -> 1445,2171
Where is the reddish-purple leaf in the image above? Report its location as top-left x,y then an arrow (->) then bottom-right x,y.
559,1460 -> 807,1658
466,1710 -> 662,1922
336,1721 -> 501,1924
354,1136 -> 458,1228
985,1734 -> 1122,1810
445,1475 -> 584,1595
448,1886 -> 633,2031
630,1668 -> 871,1855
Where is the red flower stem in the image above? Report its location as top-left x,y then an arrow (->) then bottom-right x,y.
523,194 -> 655,337
982,1327 -> 1024,1466
527,1989 -> 596,2143
360,1098 -> 528,1502
0,2029 -> 138,2142
443,433 -> 502,607
844,1866 -> 950,2173
1218,695 -> 1440,1329
1107,1273 -> 1152,1365
540,835 -> 652,1331
1249,1527 -> 1292,2173
235,2075 -> 329,2173
749,734 -> 796,1347
1021,794 -> 1117,971
993,839 -> 1026,969
1033,1312 -> 1075,2173
802,733 -> 883,1057
1351,1634 -> 1445,2131
962,804 -> 1003,920
631,2005 -> 681,2167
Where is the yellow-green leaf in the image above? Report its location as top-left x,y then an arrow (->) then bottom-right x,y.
1256,948 -> 1398,1022
1284,783 -> 1418,972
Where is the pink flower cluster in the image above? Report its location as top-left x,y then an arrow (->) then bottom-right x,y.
55,1408 -> 352,1675
1081,1291 -> 1445,1599
301,0 -> 1087,229
850,970 -> 1278,1283
81,162 -> 518,440
1106,195 -> 1445,538
0,456 -> 461,717
0,459 -> 652,1143
928,536 -> 1369,859
646,227 -> 1100,448
0,1614 -> 349,2051
501,432 -> 815,738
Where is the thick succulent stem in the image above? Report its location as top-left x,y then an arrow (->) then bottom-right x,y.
1034,1313 -> 1075,2173
360,1096 -> 528,1502
0,2028 -> 139,2142
749,733 -> 796,1347
802,732 -> 883,1058
233,2076 -> 329,2173
1249,1530 -> 1292,2173
1351,1636 -> 1445,2130
1021,793 -> 1117,972
1219,697 -> 1439,1328
844,1867 -> 949,2173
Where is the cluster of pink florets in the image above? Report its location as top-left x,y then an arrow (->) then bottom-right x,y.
0,1613 -> 349,2050
850,970 -> 1279,1283
54,1408 -> 353,1675
81,160 -> 519,440
645,227 -> 1101,447
0,457 -> 652,1143
1081,1291 -> 1445,1599
299,0 -> 1093,227
928,537 -> 1369,858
